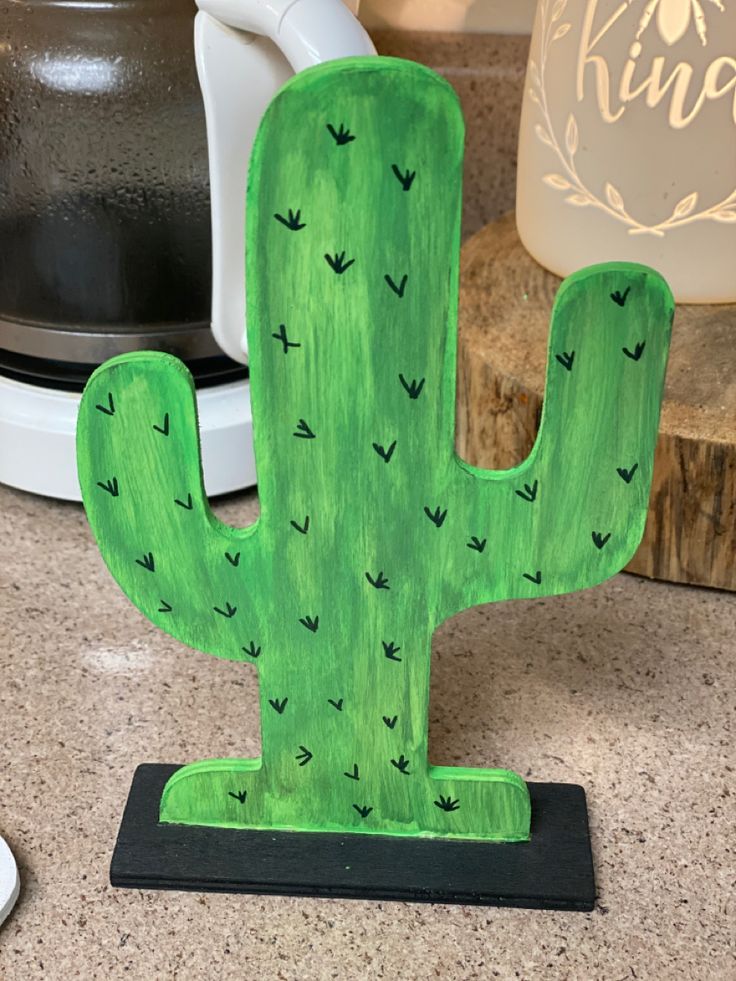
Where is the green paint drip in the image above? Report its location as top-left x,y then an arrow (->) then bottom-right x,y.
76,57 -> 673,841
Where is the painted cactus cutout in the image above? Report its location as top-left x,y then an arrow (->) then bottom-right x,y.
76,57 -> 673,841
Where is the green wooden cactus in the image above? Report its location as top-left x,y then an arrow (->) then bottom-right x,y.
76,57 -> 673,842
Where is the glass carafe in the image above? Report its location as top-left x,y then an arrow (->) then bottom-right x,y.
0,0 -> 240,389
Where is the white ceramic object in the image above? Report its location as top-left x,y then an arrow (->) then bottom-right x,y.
0,836 -> 19,927
196,0 -> 376,363
517,0 -> 736,303
0,373 -> 254,501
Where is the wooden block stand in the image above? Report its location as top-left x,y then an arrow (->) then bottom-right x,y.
457,214 -> 736,592
111,765 -> 596,911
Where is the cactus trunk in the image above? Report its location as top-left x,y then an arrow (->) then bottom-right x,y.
77,57 -> 673,842
161,615 -> 528,839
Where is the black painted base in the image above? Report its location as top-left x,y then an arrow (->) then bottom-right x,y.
110,764 -> 596,911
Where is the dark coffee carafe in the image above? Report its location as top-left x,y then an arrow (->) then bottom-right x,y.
0,0 -> 242,390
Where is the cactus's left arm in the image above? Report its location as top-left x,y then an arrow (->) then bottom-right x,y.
441,262 -> 673,612
76,353 -> 266,661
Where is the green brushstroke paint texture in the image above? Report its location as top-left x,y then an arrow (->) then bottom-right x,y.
76,57 -> 673,841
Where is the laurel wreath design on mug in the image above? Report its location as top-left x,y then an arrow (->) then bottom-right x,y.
529,0 -> 736,237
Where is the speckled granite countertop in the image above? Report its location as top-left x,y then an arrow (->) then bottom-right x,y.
1,28 -> 734,981
0,482 -> 733,980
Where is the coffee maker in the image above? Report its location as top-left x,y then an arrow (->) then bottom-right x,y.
0,0 -> 374,499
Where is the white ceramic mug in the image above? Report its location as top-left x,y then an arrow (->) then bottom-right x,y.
517,0 -> 736,302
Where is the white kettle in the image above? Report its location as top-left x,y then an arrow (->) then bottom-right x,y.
195,0 -> 376,363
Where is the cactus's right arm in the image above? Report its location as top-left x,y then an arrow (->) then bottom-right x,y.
77,352 -> 265,662
438,262 -> 673,616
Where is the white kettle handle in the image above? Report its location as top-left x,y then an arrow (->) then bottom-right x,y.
195,0 -> 376,364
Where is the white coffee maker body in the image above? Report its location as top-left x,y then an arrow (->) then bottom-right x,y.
0,0 -> 375,499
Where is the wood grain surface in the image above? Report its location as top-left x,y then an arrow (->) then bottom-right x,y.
457,213 -> 736,592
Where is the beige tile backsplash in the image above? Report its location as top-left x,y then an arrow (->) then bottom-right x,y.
361,0 -> 536,33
